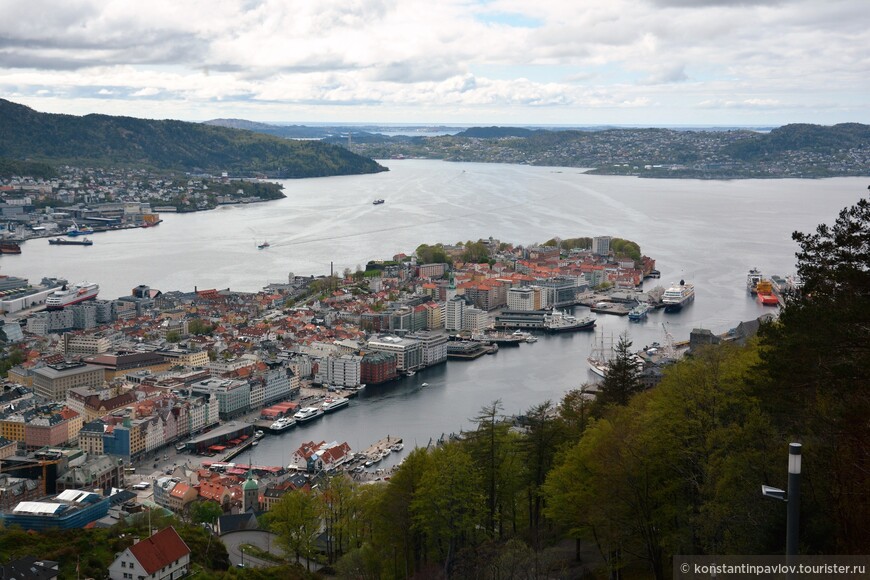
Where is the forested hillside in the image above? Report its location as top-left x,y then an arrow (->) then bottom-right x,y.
0,99 -> 386,178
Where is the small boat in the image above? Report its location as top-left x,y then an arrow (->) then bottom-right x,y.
390,442 -> 404,452
380,449 -> 391,459
251,440 -> 259,446
372,199 -> 385,205
406,370 -> 415,377
421,382 -> 429,387
525,335 -> 538,343
258,241 -> 270,249
254,430 -> 265,439
364,460 -> 374,468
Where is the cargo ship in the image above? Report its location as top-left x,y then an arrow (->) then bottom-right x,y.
49,237 -> 93,246
662,280 -> 695,313
45,282 -> 99,309
755,279 -> 779,306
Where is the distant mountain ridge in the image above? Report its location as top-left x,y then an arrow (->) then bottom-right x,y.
0,99 -> 386,178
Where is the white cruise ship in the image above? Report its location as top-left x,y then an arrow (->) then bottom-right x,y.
45,282 -> 99,310
662,280 -> 695,313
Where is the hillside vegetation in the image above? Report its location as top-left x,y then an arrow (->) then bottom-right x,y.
0,99 -> 386,178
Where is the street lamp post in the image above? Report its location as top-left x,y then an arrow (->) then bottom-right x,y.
786,443 -> 801,563
761,442 -> 802,568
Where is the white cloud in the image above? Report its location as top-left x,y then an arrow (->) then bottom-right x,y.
0,0 -> 867,124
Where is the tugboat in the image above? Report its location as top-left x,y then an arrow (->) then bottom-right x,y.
746,268 -> 763,294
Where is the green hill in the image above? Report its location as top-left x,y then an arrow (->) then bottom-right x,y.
0,99 -> 387,178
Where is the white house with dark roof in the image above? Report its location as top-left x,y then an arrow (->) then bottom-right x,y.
108,526 -> 190,580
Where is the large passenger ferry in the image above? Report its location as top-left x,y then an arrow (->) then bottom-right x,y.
45,282 -> 99,310
662,280 -> 695,313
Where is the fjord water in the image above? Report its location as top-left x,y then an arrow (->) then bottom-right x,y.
6,161 -> 865,465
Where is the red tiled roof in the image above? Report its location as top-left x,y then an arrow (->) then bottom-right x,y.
128,526 -> 190,575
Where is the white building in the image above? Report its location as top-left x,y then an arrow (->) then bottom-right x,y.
445,295 -> 466,332
327,354 -> 362,387
406,331 -> 448,367
108,526 -> 191,580
462,307 -> 489,333
366,335 -> 423,372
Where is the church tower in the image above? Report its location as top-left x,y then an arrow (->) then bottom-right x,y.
242,471 -> 258,512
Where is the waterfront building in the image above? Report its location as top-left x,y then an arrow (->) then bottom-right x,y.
2,489 -> 110,530
327,354 -> 362,387
406,331 -> 448,367
360,352 -> 398,385
538,277 -> 579,308
249,379 -> 265,410
291,440 -> 353,472
445,295 -> 466,332
462,307 -> 489,333
189,378 -> 251,420
108,526 -> 191,580
32,362 -> 105,402
366,335 -> 423,373
494,310 -> 547,329
507,286 -> 541,311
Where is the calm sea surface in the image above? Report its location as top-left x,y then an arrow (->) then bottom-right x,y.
5,161 -> 866,466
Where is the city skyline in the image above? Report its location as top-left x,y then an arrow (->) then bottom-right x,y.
1,1 -> 869,126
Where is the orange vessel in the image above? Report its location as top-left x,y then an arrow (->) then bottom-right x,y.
755,279 -> 779,306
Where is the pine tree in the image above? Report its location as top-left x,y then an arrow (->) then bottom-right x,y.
596,334 -> 642,408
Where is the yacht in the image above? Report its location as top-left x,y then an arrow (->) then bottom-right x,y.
270,416 -> 296,432
321,397 -> 349,413
294,406 -> 324,424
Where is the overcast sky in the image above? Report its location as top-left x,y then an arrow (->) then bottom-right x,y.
1,0 -> 868,125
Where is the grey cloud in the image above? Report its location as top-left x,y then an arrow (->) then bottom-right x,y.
369,60 -> 464,83
641,64 -> 689,85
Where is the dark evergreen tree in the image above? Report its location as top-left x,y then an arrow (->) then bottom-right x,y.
757,196 -> 870,553
596,334 -> 643,408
